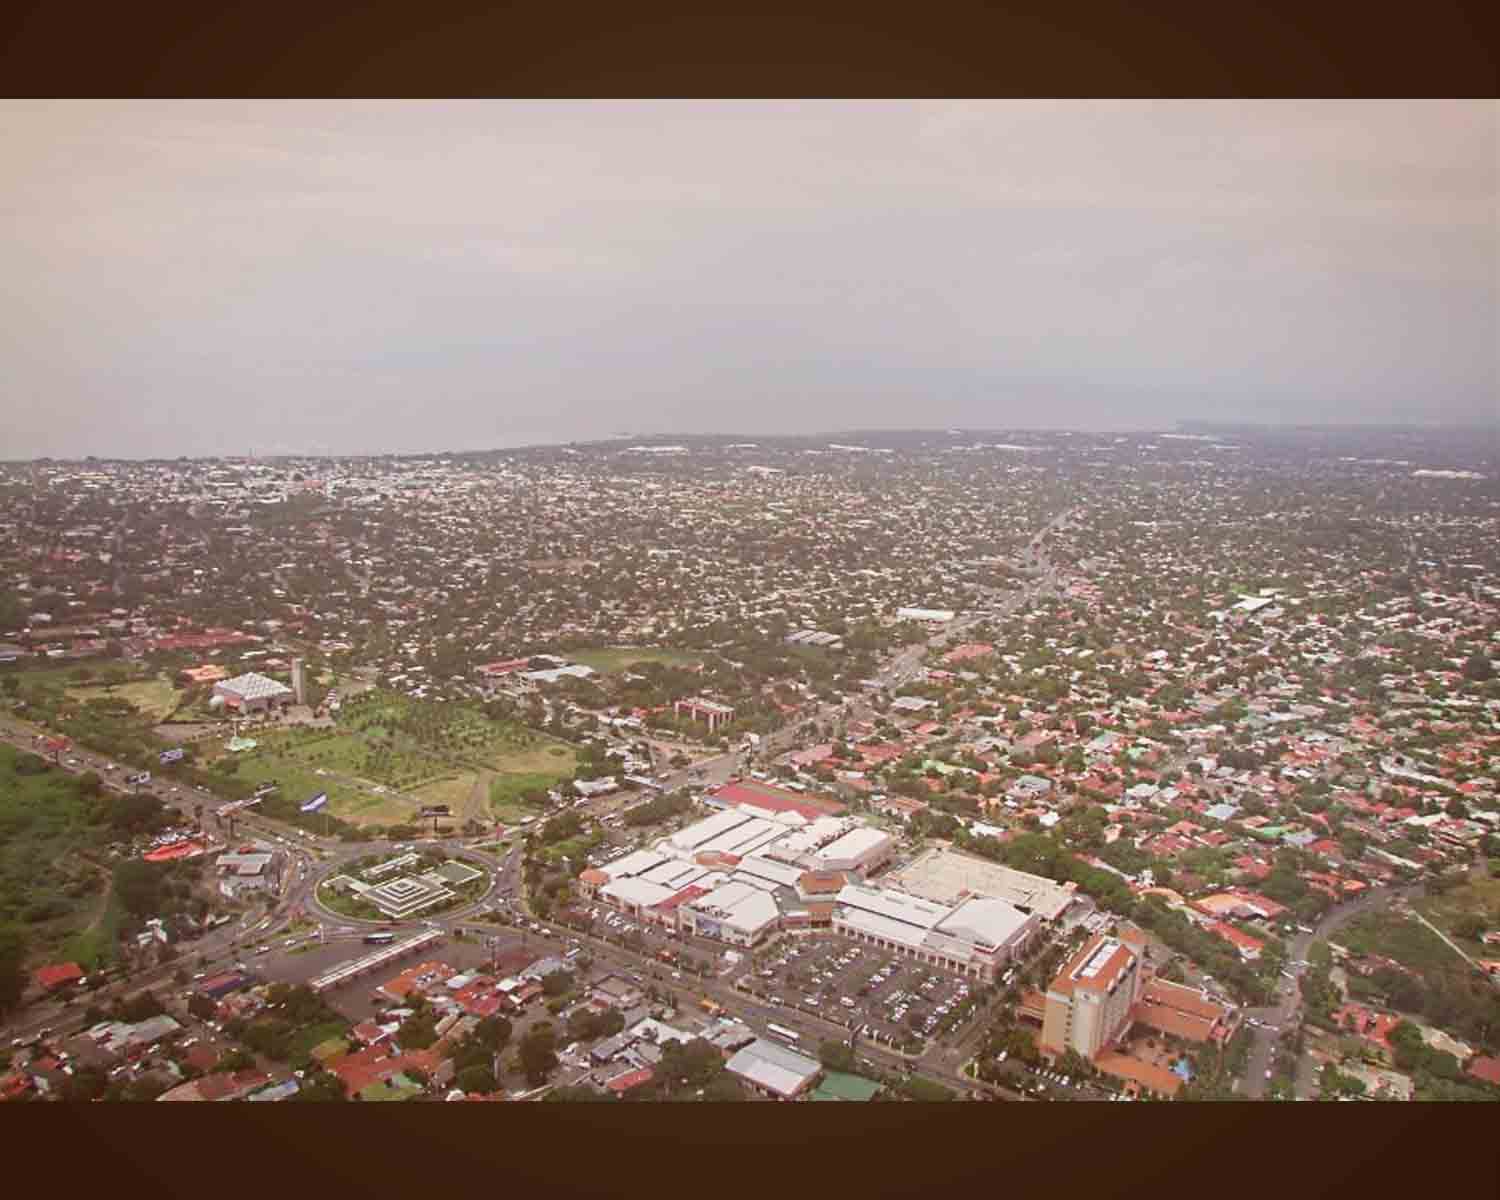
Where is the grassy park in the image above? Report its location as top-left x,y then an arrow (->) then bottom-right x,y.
200,690 -> 578,828
67,676 -> 183,721
569,646 -> 704,674
1415,875 -> 1500,954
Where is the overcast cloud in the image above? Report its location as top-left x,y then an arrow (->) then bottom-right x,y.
2,100 -> 1494,458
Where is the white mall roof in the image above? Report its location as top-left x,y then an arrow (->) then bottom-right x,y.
811,826 -> 892,866
600,849 -> 667,880
734,854 -> 805,888
668,809 -> 755,851
835,883 -> 950,930
600,876 -> 677,909
936,896 -> 1032,950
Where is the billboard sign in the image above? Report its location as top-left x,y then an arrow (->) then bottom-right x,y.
418,805 -> 451,818
128,771 -> 152,786
300,793 -> 328,813
160,748 -> 185,764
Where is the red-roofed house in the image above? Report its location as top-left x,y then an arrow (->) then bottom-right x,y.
33,962 -> 84,991
1207,922 -> 1264,960
604,1067 -> 655,1095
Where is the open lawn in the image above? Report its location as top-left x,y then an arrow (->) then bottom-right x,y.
486,739 -> 578,817
412,773 -> 482,821
1415,876 -> 1500,953
69,676 -> 182,721
569,646 -> 705,674
222,750 -> 370,820
0,743 -> 118,965
5,661 -> 132,688
1335,910 -> 1459,975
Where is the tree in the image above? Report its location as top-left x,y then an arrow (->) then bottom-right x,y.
818,1039 -> 856,1073
59,1064 -> 109,1102
518,1023 -> 559,1086
1461,652 -> 1494,683
216,1046 -> 256,1073
546,1084 -> 610,1102
118,990 -> 165,1023
456,1063 -> 498,1095
473,1014 -> 513,1051
0,924 -> 29,1013
398,1010 -> 439,1051
1452,914 -> 1485,942
291,1066 -> 347,1101
188,992 -> 218,1022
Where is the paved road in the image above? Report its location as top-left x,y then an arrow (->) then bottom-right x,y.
1240,881 -> 1421,1099
0,713 -> 341,855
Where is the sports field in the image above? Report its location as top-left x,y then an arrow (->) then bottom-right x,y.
568,646 -> 704,674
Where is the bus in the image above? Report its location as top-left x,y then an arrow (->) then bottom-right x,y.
700,998 -> 725,1017
766,1023 -> 800,1046
363,932 -> 396,946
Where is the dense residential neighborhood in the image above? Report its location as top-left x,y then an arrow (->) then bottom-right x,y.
2,425 -> 1499,1102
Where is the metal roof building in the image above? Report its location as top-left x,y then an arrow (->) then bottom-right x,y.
212,671 -> 293,712
725,1038 -> 821,1100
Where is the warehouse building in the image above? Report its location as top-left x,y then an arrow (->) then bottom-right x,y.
724,1037 -> 822,1100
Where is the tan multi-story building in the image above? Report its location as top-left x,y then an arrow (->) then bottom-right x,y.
1040,932 -> 1145,1062
674,696 -> 736,732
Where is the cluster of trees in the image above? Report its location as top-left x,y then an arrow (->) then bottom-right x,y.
1130,899 -> 1277,1005
621,790 -> 693,828
0,743 -> 187,990
567,1005 -> 625,1044
223,983 -> 346,1064
516,1022 -> 560,1086
618,1036 -> 744,1102
447,1014 -> 512,1095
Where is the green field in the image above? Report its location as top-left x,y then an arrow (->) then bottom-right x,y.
205,691 -> 577,826
1415,876 -> 1500,954
489,767 -> 573,814
411,773 -> 482,821
221,741 -> 369,817
68,677 -> 183,721
1334,910 -> 1461,975
176,690 -> 581,829
569,646 -> 705,674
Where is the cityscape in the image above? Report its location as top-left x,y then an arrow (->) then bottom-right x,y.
2,425 -> 1497,1102
0,99 -> 1495,1105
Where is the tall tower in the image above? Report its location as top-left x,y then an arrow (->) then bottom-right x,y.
291,657 -> 307,706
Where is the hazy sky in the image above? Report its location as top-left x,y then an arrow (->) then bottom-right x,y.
3,100 -> 1494,458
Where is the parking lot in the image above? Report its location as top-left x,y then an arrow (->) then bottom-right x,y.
739,933 -> 981,1051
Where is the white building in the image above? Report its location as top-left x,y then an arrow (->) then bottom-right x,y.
830,883 -> 1037,982
213,672 -> 293,714
897,607 -> 956,623
678,879 -> 782,946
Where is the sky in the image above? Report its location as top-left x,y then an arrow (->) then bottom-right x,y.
2,100 -> 1494,458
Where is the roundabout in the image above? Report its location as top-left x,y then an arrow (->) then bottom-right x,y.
306,841 -> 499,929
